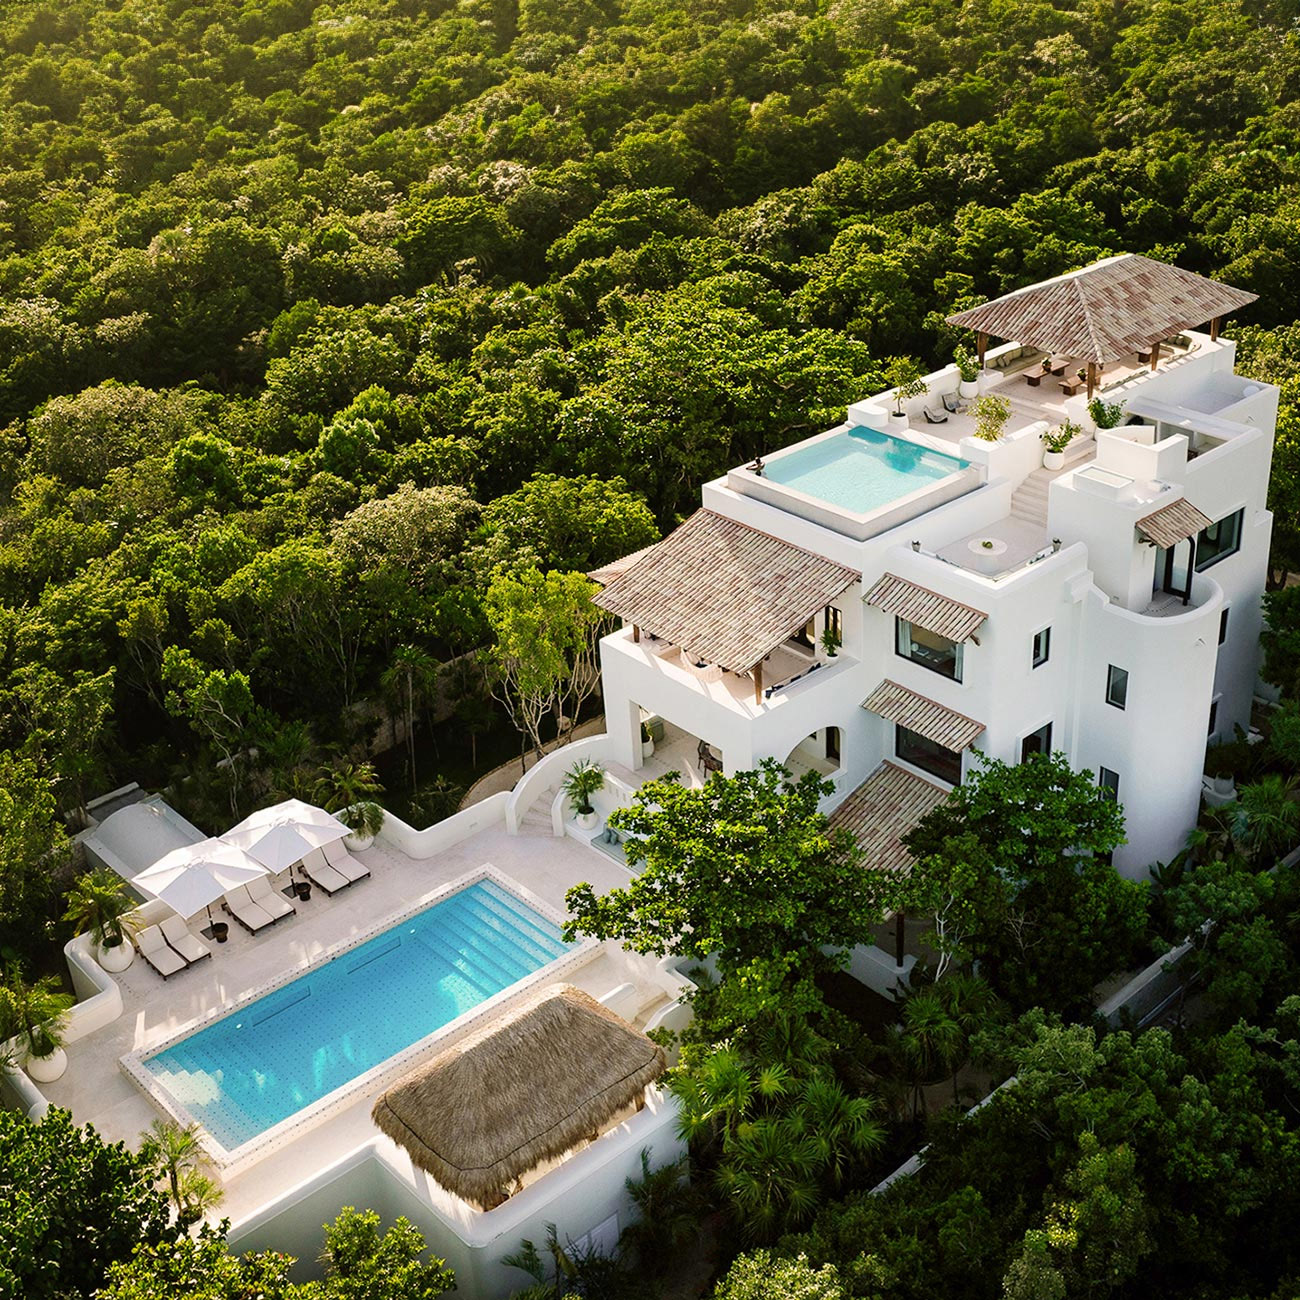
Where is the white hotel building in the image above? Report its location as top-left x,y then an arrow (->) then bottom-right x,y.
592,256 -> 1276,878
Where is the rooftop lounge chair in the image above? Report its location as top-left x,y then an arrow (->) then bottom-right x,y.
223,885 -> 276,934
159,915 -> 211,966
941,392 -> 962,414
137,924 -> 188,980
300,849 -> 350,896
247,875 -> 297,921
321,839 -> 371,883
922,406 -> 948,424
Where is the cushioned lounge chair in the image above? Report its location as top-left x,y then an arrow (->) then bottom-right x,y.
138,924 -> 187,979
300,849 -> 350,896
159,915 -> 211,965
247,875 -> 297,921
321,839 -> 370,883
223,885 -> 275,934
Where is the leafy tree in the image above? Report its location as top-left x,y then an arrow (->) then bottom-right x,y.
0,749 -> 71,963
713,1251 -> 844,1300
138,1120 -> 223,1230
566,762 -> 885,990
0,1108 -> 177,1300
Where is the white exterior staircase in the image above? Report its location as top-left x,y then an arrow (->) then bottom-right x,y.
515,785 -> 560,836
1009,437 -> 1096,526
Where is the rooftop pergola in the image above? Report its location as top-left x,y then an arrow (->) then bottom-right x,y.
947,254 -> 1257,399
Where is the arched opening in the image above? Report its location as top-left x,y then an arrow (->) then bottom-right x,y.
784,727 -> 842,780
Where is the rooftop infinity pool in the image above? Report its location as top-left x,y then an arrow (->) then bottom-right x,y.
763,426 -> 969,514
141,877 -> 571,1151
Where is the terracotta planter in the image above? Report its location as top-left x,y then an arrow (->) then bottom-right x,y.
96,938 -> 135,973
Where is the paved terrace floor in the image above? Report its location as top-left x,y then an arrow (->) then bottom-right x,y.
42,825 -> 641,1223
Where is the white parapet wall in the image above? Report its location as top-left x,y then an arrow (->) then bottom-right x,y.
504,735 -> 614,833
377,792 -> 510,857
228,1088 -> 685,1300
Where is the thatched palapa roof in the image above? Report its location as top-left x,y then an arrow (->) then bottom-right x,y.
371,984 -> 665,1209
946,254 -> 1257,366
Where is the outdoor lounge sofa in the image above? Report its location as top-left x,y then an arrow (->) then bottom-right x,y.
247,875 -> 297,921
300,848 -> 351,895
321,839 -> 370,883
137,924 -> 188,979
159,915 -> 211,965
223,885 -> 276,934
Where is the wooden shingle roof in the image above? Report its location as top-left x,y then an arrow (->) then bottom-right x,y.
829,761 -> 950,874
588,544 -> 658,586
1137,498 -> 1213,550
863,679 -> 985,752
865,573 -> 987,643
946,254 -> 1257,366
593,510 -> 859,671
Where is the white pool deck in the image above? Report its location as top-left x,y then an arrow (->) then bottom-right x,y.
40,824 -> 657,1222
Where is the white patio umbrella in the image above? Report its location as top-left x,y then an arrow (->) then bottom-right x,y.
132,837 -> 270,928
222,798 -> 351,873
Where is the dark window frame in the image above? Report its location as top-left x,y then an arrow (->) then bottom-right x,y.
895,617 -> 964,683
1098,766 -> 1120,801
1218,606 -> 1230,645
1106,664 -> 1129,710
895,724 -> 962,785
1196,508 -> 1244,572
1020,721 -> 1053,763
1032,626 -> 1051,669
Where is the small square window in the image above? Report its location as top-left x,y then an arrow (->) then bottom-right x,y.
1098,766 -> 1120,800
1106,664 -> 1128,710
1032,627 -> 1051,668
1020,722 -> 1053,762
1218,607 -> 1229,645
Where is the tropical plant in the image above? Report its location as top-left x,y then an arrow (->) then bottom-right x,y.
1088,398 -> 1125,428
0,963 -> 74,1063
970,394 -> 1011,441
138,1120 -> 222,1228
314,761 -> 385,837
820,625 -> 841,657
1042,418 -> 1082,454
503,1223 -> 632,1300
892,987 -> 963,1121
381,645 -> 439,787
1229,775 -> 1300,862
62,868 -> 140,953
407,776 -> 465,826
953,344 -> 980,384
562,758 -> 605,816
883,356 -> 928,414
619,1150 -> 701,1272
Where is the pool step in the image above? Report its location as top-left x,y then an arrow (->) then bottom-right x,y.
461,887 -> 569,963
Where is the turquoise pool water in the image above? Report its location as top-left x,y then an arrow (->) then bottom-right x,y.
145,879 -> 571,1149
764,426 -> 969,514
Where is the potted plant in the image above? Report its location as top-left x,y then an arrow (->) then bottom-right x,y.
884,356 -> 928,429
563,759 -> 605,831
62,868 -> 141,973
0,964 -> 74,1084
953,344 -> 980,399
1041,419 -> 1081,470
820,625 -> 841,658
970,394 -> 1011,442
314,761 -> 385,850
1087,398 -> 1124,431
1204,740 -> 1242,799
640,721 -> 655,759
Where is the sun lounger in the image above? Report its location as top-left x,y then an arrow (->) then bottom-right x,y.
247,876 -> 297,921
941,392 -> 962,414
922,406 -> 948,424
223,885 -> 276,934
300,849 -> 350,896
138,925 -> 188,980
322,839 -> 371,883
159,915 -> 211,966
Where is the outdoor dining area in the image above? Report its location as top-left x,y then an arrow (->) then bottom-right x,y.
127,799 -> 372,980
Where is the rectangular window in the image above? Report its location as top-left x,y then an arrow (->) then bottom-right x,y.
896,618 -> 964,682
823,605 -> 842,643
1098,766 -> 1120,801
1106,664 -> 1128,710
1196,508 -> 1244,571
791,616 -> 815,650
1032,626 -> 1051,668
895,724 -> 962,785
1020,722 -> 1053,762
1208,698 -> 1219,737
1218,607 -> 1230,645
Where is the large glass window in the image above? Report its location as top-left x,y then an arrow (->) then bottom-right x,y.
823,605 -> 843,644
896,618 -> 964,681
1020,722 -> 1053,762
1032,626 -> 1051,668
895,725 -> 962,784
1106,664 -> 1128,710
1196,508 -> 1244,571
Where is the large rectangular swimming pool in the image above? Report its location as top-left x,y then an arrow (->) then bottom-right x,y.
143,878 -> 571,1150
764,426 -> 969,514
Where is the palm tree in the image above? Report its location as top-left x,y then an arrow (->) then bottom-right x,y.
716,1115 -> 822,1240
139,1119 -> 223,1227
1231,775 -> 1300,862
798,1075 -> 885,1187
0,964 -> 73,1065
620,1150 -> 701,1272
314,760 -> 385,837
381,645 -> 438,786
61,868 -> 140,954
898,987 -> 963,1121
935,973 -> 999,1104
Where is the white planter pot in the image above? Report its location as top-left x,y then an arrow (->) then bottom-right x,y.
96,938 -> 134,972
576,810 -> 598,831
345,832 -> 374,851
1042,450 -> 1065,470
957,378 -> 979,399
25,1046 -> 67,1083
887,411 -> 910,431
642,739 -> 655,759
1210,774 -> 1236,798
